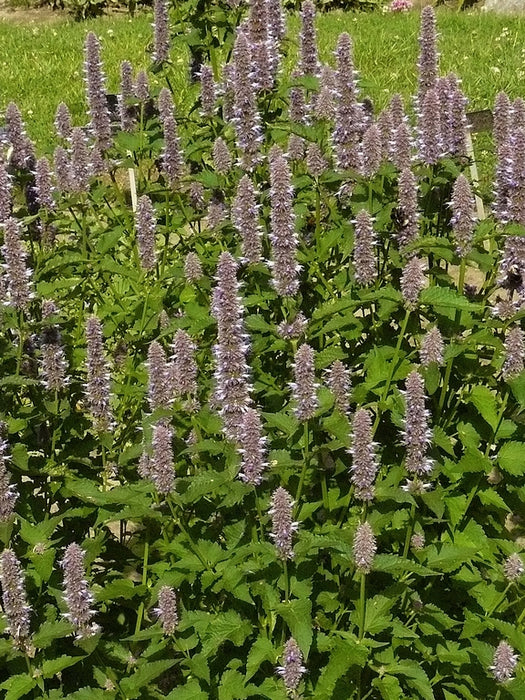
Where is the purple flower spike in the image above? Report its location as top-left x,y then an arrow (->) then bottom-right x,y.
401,256 -> 426,308
494,92 -> 511,152
84,33 -> 112,151
119,60 -> 135,132
353,210 -> 377,286
490,641 -> 518,683
326,360 -> 351,414
397,168 -> 419,249
333,33 -> 362,171
238,407 -> 268,485
392,122 -> 413,171
150,421 -> 175,495
154,586 -> 178,635
269,487 -> 298,560
403,370 -> 432,476
306,143 -> 327,178
0,159 -> 13,222
200,65 -> 216,116
147,340 -> 172,413
0,549 -> 31,649
269,145 -> 300,296
417,5 -> 438,111
353,521 -> 377,573
350,409 -> 378,502
136,195 -> 157,271
55,102 -> 73,141
291,344 -> 318,422
232,175 -> 263,264
184,251 -> 203,283
211,252 -> 253,441
170,329 -> 198,399
502,325 -> 525,380
70,127 -> 90,194
314,65 -> 336,122
212,137 -> 232,175
60,543 -> 100,640
1,217 -> 32,312
277,638 -> 306,695
153,0 -> 170,63
418,88 -> 442,165
5,103 -> 35,169
450,174 -> 476,257
85,316 -> 113,433
361,124 -> 382,178
420,327 -> 444,367
34,157 -> 55,211
54,146 -> 72,193
0,430 -> 17,522
158,88 -> 185,188
509,128 -> 525,227
300,1 -> 319,77
134,70 -> 150,102
233,30 -> 262,170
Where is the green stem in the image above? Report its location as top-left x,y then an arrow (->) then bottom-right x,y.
438,259 -> 466,412
486,583 -> 512,618
283,559 -> 289,603
358,572 -> 366,641
372,309 -> 411,436
15,311 -> 24,376
402,503 -> 417,559
294,421 -> 310,518
134,539 -> 149,636
167,499 -> 211,571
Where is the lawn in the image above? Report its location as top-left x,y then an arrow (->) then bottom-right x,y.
1,8 -> 525,155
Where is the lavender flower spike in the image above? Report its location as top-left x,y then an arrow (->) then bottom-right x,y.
353,210 -> 377,286
5,102 -> 35,169
490,641 -> 518,683
55,102 -> 73,141
277,638 -> 306,696
269,145 -> 300,296
158,88 -> 185,188
291,344 -> 318,422
60,543 -> 100,640
0,549 -> 31,649
119,60 -> 135,132
170,329 -> 198,399
0,159 -> 13,222
269,487 -> 298,560
232,30 -> 262,170
211,252 -> 253,441
300,1 -> 319,77
232,175 -> 263,264
147,340 -> 172,412
153,0 -> 170,64
326,360 -> 351,414
450,174 -> 476,257
84,32 -> 112,151
70,127 -> 90,194
418,88 -> 442,166
154,586 -> 178,635
238,407 -> 268,485
503,553 -> 524,581
350,409 -> 378,502
34,157 -> 55,211
502,325 -> 525,379
136,195 -> 157,271
1,217 -> 33,312
184,252 -> 203,283
420,326 -> 444,367
353,521 -> 377,573
0,428 -> 17,521
401,256 -> 426,308
150,422 -> 175,495
403,370 -> 432,476
200,65 -> 216,117
213,137 -> 232,175
417,5 -> 439,111
85,316 -> 113,433
361,124 -> 382,178
40,306 -> 69,392
332,33 -> 362,171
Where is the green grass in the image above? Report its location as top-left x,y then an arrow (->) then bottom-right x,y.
1,7 -> 525,163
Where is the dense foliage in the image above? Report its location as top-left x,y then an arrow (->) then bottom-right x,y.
0,2 -> 524,699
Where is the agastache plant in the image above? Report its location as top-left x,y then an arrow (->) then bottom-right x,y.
83,32 -> 112,151
85,316 -> 113,433
0,549 -> 31,650
60,543 -> 100,640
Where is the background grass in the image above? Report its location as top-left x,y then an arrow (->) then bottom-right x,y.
1,7 -> 525,187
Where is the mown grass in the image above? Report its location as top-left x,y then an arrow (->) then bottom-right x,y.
1,7 -> 525,167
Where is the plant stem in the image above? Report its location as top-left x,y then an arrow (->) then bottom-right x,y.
438,258 -> 466,412
134,538 -> 149,636
294,421 -> 310,518
402,502 -> 416,559
486,583 -> 512,618
358,572 -> 366,641
372,308 -> 411,435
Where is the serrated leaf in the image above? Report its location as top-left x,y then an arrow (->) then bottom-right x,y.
468,386 -> 498,431
420,286 -> 481,312
0,674 -> 37,700
42,655 -> 85,679
372,675 -> 403,700
246,636 -> 276,681
314,637 -> 368,699
120,660 -> 177,698
498,442 -> 525,476
33,619 -> 74,648
165,679 -> 207,699
276,598 -> 312,656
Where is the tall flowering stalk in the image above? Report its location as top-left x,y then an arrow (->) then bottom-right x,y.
450,174 -> 476,257
40,302 -> 69,392
350,409 -> 378,502
211,252 -> 253,441
5,102 -> 34,169
0,429 -> 17,521
277,638 -> 306,697
333,33 -> 362,171
299,1 -> 319,77
147,341 -> 172,413
1,217 -> 32,312
291,344 -> 318,422
150,422 -> 175,495
232,30 -> 262,170
34,157 -> 55,211
158,88 -> 185,188
135,195 -> 157,271
353,522 -> 377,573
153,0 -> 170,63
418,88 -> 442,165
237,407 -> 267,485
502,326 -> 525,380
84,32 -> 112,151
119,60 -> 135,132
55,102 -> 73,141
417,5 -> 438,111
60,543 -> 100,640
490,641 -> 518,683
268,145 -> 300,296
154,586 -> 178,635
170,329 -> 198,400
70,127 -> 90,194
420,327 -> 444,367
85,316 -> 113,433
326,360 -> 351,414
0,160 -> 12,222
353,210 -> 377,286
232,175 -> 263,264
0,549 -> 31,649
269,487 -> 298,560
200,65 -> 216,116
403,370 -> 432,476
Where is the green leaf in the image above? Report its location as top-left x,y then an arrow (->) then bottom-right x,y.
420,286 -> 482,312
245,636 -> 276,682
468,386 -> 498,431
0,674 -> 37,700
372,675 -> 403,700
275,598 -> 313,656
165,679 -> 207,699
498,442 -> 525,476
120,660 -> 177,698
33,619 -> 73,648
390,660 -> 434,700
314,637 -> 368,699
42,655 -> 85,679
